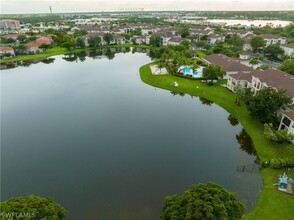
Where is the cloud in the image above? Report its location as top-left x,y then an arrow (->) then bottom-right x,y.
1,0 -> 294,14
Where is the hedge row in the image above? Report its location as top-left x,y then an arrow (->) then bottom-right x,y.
262,158 -> 294,169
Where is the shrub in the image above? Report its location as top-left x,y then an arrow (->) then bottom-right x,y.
197,60 -> 204,65
268,158 -> 294,169
264,123 -> 294,143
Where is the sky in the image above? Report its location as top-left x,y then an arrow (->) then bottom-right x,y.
1,0 -> 294,14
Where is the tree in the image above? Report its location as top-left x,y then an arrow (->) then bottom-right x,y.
15,44 -> 27,54
75,38 -> 85,48
264,123 -> 294,143
196,40 -> 211,50
62,36 -> 75,51
279,59 -> 294,75
180,27 -> 190,38
149,34 -> 162,47
1,37 -> 16,44
73,29 -> 87,37
250,36 -> 265,52
245,88 -> 292,124
180,40 -> 191,49
103,33 -> 114,45
3,53 -> 12,58
202,64 -> 226,84
17,35 -> 27,44
263,44 -> 284,60
0,194 -> 66,219
88,36 -> 101,47
165,50 -> 187,74
39,43 -> 51,51
191,62 -> 199,72
249,57 -> 259,66
161,182 -> 245,220
131,27 -> 142,35
234,84 -> 245,106
226,35 -> 245,47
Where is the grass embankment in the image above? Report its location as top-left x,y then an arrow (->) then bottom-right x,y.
0,44 -> 153,64
139,63 -> 294,220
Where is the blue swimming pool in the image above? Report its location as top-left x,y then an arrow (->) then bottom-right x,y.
179,66 -> 203,77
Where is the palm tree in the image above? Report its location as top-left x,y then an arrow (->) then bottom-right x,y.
157,60 -> 165,74
192,62 -> 199,73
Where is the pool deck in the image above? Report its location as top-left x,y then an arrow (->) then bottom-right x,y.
150,64 -> 168,75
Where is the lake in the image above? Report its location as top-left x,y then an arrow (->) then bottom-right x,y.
207,19 -> 292,27
1,48 -> 262,220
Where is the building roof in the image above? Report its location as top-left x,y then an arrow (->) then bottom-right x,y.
190,29 -> 211,35
207,33 -> 223,39
260,34 -> 286,40
168,37 -> 184,43
24,42 -> 41,48
203,54 -> 253,72
251,69 -> 294,98
242,34 -> 254,44
0,46 -> 14,51
3,33 -> 28,39
1,19 -> 19,22
282,43 -> 294,49
228,71 -> 253,81
36,37 -> 52,44
113,34 -> 124,39
157,32 -> 174,38
283,111 -> 294,121
227,30 -> 251,35
191,26 -> 210,31
287,104 -> 294,111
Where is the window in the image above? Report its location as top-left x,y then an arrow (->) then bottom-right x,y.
283,116 -> 291,127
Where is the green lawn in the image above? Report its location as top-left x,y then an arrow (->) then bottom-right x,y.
139,63 -> 294,220
0,44 -> 153,64
0,47 -> 68,64
196,50 -> 206,58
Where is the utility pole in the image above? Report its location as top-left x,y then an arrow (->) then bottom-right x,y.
49,6 -> 52,14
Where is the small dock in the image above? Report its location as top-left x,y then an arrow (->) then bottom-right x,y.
236,164 -> 259,173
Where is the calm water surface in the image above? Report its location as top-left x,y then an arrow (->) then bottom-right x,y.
1,50 -> 262,220
207,19 -> 292,27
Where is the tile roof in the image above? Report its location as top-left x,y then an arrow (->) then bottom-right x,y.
228,71 -> 253,81
36,37 -> 52,44
168,37 -> 184,43
260,34 -> 286,39
24,42 -> 41,48
3,33 -> 28,39
282,43 -> 294,49
251,69 -> 294,98
0,46 -> 14,51
203,54 -> 253,72
283,111 -> 294,121
287,104 -> 294,111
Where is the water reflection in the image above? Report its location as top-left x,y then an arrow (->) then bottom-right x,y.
236,129 -> 256,156
228,115 -> 239,126
1,52 -> 262,219
0,47 -> 155,70
62,54 -> 78,62
41,58 -> 55,64
170,91 -> 185,97
199,97 -> 213,106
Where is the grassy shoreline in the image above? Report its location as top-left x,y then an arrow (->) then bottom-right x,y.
0,44 -> 153,64
139,63 -> 294,219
